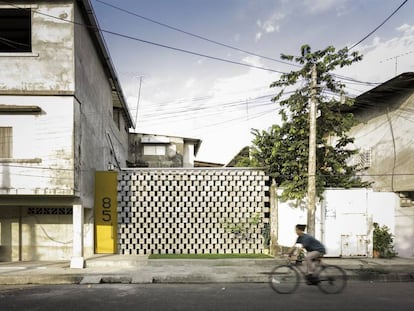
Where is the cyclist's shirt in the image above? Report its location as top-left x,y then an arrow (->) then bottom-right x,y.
296,234 -> 326,253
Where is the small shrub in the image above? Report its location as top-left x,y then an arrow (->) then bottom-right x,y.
373,223 -> 397,258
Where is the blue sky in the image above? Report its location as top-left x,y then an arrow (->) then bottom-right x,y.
91,0 -> 414,164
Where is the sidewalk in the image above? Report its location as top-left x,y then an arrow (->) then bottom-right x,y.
0,255 -> 413,285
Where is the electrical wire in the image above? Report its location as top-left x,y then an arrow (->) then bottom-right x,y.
94,0 -> 386,87
349,0 -> 408,50
94,0 -> 301,68
0,1 -> 286,74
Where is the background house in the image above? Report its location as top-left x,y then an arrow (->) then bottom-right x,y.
128,133 -> 201,168
344,72 -> 414,257
0,0 -> 133,266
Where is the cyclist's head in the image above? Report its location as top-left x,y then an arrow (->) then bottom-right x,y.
295,224 -> 306,235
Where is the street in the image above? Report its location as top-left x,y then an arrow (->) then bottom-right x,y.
0,282 -> 413,311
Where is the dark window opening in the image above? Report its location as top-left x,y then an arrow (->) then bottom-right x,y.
0,9 -> 31,52
113,107 -> 121,129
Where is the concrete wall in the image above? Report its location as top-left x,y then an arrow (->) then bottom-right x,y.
0,96 -> 75,195
0,1 -> 130,261
118,169 -> 270,255
74,1 -> 129,209
0,206 -> 94,261
349,92 -> 414,192
0,1 -> 75,94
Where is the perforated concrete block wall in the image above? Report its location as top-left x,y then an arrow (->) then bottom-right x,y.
118,169 -> 270,255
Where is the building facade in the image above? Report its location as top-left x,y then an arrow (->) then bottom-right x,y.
0,0 -> 133,266
128,133 -> 201,168
346,72 -> 414,257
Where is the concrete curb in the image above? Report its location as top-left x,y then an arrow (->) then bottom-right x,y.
0,271 -> 413,285
0,275 -> 83,285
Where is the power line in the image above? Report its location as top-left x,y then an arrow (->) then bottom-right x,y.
95,0 -> 386,87
94,0 -> 301,68
0,1 -> 285,74
349,0 -> 408,50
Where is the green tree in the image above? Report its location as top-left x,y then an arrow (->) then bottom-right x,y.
227,146 -> 260,167
252,45 -> 369,201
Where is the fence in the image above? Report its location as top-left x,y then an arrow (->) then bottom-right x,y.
118,168 -> 270,255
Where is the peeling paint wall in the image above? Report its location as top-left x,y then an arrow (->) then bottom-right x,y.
349,92 -> 414,192
0,206 -> 94,261
0,0 -> 130,260
0,2 -> 75,94
0,96 -> 75,195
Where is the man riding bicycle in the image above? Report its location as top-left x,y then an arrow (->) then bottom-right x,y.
288,224 -> 326,284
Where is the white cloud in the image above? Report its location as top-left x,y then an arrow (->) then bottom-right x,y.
256,12 -> 284,40
336,23 -> 414,91
185,78 -> 195,88
302,0 -> 349,14
255,32 -> 263,42
397,24 -> 414,35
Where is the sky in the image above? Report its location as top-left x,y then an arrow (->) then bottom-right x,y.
90,0 -> 414,164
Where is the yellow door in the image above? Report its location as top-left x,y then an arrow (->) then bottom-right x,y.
94,171 -> 118,253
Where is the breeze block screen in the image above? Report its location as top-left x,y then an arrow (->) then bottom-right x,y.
118,169 -> 270,255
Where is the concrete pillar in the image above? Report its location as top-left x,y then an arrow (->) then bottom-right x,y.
70,204 -> 84,269
270,179 -> 279,257
183,143 -> 195,167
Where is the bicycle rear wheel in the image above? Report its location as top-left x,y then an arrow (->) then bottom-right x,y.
269,265 -> 300,294
317,265 -> 347,294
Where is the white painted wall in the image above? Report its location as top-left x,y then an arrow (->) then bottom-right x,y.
183,143 -> 195,167
276,189 -> 399,257
395,205 -> 414,257
0,96 -> 75,195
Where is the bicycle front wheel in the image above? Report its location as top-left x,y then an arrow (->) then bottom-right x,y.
317,265 -> 347,294
269,265 -> 300,294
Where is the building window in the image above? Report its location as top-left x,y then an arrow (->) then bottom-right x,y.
0,127 -> 12,158
113,107 -> 121,129
0,9 -> 31,53
143,145 -> 166,156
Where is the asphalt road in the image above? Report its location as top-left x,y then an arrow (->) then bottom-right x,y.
0,282 -> 413,311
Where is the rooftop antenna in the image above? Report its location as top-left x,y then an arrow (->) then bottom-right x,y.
379,50 -> 414,76
134,76 -> 143,130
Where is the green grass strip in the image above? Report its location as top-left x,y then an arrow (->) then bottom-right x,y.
148,253 -> 272,259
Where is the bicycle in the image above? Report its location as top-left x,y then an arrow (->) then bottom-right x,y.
269,256 -> 347,294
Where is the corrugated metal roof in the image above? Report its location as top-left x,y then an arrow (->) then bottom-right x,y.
348,72 -> 414,113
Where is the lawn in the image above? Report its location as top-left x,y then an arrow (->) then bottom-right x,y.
148,253 -> 273,259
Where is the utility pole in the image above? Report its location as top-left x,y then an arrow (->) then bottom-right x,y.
307,63 -> 317,236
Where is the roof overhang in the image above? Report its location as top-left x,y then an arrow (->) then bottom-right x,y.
78,0 -> 135,128
344,72 -> 414,113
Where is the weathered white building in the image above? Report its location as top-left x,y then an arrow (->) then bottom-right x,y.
345,72 -> 414,257
128,133 -> 202,168
0,0 -> 133,266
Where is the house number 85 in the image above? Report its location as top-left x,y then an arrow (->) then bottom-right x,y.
102,197 -> 112,222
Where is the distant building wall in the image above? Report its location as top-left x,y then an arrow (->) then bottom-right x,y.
128,134 -> 199,168
118,169 -> 270,255
349,92 -> 414,192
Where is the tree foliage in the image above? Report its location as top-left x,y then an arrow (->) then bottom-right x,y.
252,45 -> 369,201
